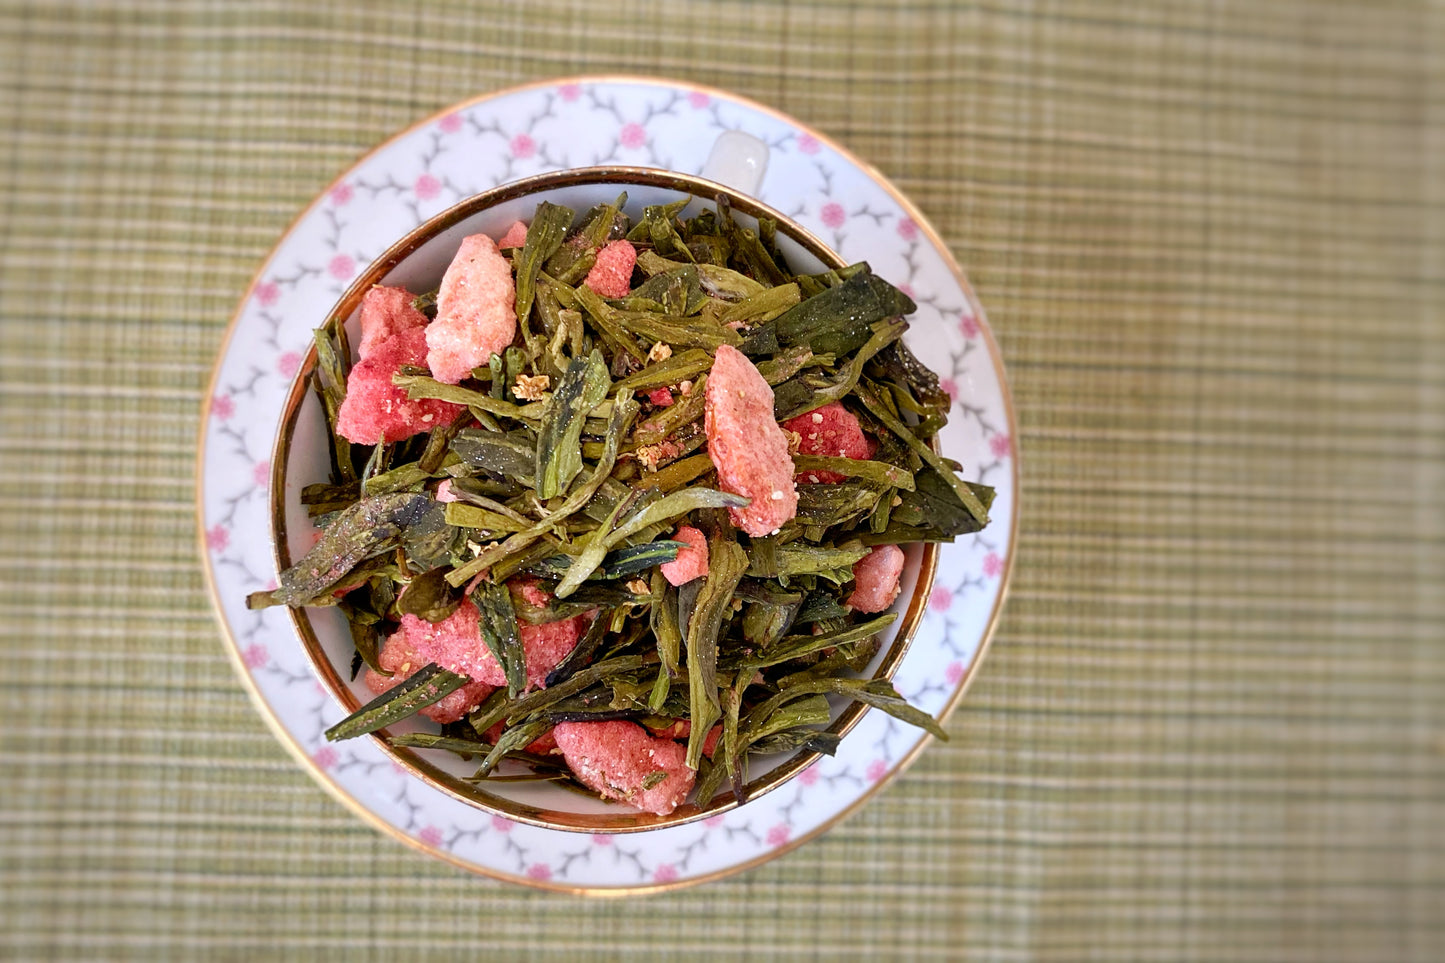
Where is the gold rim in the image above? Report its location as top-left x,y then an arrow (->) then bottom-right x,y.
270,166 -> 936,833
196,74 -> 1018,896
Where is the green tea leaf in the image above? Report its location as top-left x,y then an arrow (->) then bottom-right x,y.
395,567 -> 464,622
533,539 -> 683,586
450,429 -> 536,485
247,492 -> 430,609
513,202 -> 573,331
685,537 -> 748,769
324,662 -> 470,741
792,455 -> 914,491
855,381 -> 990,527
741,613 -> 897,669
771,266 -> 915,358
535,348 -> 610,499
471,580 -> 527,697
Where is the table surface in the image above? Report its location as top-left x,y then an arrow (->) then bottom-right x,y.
2,2 -> 1441,960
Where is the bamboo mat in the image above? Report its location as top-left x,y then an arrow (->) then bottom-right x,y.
1,2 -> 1441,959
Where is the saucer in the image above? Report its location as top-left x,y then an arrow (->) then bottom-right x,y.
198,75 -> 1016,893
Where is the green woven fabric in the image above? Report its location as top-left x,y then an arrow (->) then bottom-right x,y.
3,1 -> 1442,959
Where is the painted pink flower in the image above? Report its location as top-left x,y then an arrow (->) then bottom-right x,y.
277,351 -> 301,378
897,217 -> 919,241
653,863 -> 679,883
418,825 -> 443,847
264,578 -> 278,592
558,83 -> 582,102
329,182 -> 354,206
959,313 -> 980,339
766,824 -> 791,847
328,253 -> 355,280
314,746 -> 339,770
704,815 -> 725,829
242,643 -> 269,669
939,377 -> 959,400
898,282 -> 916,299
989,434 -> 1012,459
687,91 -> 710,109
510,133 -> 535,160
526,863 -> 552,881
414,172 -> 441,201
929,586 -> 954,613
820,202 -> 846,229
982,552 -> 1003,578
945,660 -> 965,686
591,833 -> 612,847
205,524 -> 229,552
254,281 -> 280,307
619,122 -> 647,150
438,113 -> 463,133
252,459 -> 271,489
797,133 -> 820,155
491,815 -> 514,833
390,761 -> 407,776
865,759 -> 888,783
798,765 -> 820,787
210,394 -> 235,421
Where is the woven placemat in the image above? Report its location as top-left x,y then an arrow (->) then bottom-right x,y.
1,2 -> 1441,959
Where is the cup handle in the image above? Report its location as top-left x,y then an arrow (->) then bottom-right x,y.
699,130 -> 770,197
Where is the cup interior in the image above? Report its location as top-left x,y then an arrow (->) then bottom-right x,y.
273,168 -> 937,832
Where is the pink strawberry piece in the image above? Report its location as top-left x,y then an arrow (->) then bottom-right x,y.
704,344 -> 798,536
782,401 -> 876,484
425,233 -> 517,384
647,387 -> 675,407
356,284 -> 428,360
398,600 -> 589,691
552,720 -> 697,816
364,631 -> 494,724
334,327 -> 464,444
660,525 -> 709,586
583,239 -> 637,298
846,544 -> 906,614
497,220 -> 528,249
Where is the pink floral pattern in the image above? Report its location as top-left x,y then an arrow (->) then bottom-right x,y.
619,122 -> 647,150
201,77 -> 1013,894
414,173 -> 441,200
510,133 -> 536,159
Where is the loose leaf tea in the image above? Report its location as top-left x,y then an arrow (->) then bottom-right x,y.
259,195 -> 994,816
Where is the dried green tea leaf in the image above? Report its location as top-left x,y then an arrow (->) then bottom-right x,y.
513,201 -> 573,331
855,381 -> 989,526
395,567 -> 464,622
471,580 -> 527,696
247,492 -> 430,609
449,429 -> 536,485
741,613 -> 897,670
475,719 -> 553,778
767,267 -> 915,359
535,348 -> 610,499
324,662 -> 470,741
532,540 -> 683,586
745,542 -> 870,582
685,537 -> 748,769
